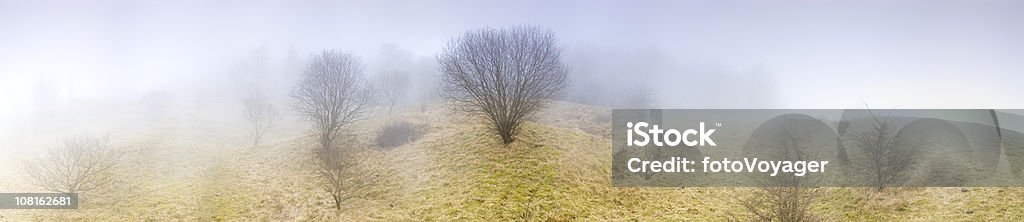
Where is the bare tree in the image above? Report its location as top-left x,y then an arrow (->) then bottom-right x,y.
244,92 -> 282,146
850,109 -> 917,191
377,70 -> 409,115
735,122 -> 820,222
374,44 -> 414,115
293,50 -> 375,210
292,50 -> 375,152
314,139 -> 393,210
24,135 -> 120,193
438,26 -> 570,144
231,47 -> 283,146
316,146 -> 357,210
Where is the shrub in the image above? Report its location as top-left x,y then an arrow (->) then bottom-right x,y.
375,121 -> 420,148
25,135 -> 120,193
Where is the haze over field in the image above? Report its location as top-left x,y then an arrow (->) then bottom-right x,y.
1,0 -> 1022,121
1,0 -> 1024,220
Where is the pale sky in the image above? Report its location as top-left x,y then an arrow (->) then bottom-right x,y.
1,0 -> 1022,118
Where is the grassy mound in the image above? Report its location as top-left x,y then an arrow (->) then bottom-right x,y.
405,118 -> 741,221
4,102 -> 1024,221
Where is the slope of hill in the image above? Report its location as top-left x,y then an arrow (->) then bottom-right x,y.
1,101 -> 1023,221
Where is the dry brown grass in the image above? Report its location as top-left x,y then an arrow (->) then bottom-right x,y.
1,101 -> 1023,221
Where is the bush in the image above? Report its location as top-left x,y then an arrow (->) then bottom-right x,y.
314,138 -> 394,210
25,135 -> 120,193
734,187 -> 821,222
375,121 -> 420,148
850,109 -> 917,191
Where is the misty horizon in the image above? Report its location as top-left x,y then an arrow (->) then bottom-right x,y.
1,0 -> 1022,121
3,1 -> 1024,220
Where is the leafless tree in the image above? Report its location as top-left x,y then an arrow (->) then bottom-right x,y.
316,146 -> 357,210
244,92 -> 282,146
375,44 -> 413,115
231,47 -> 283,146
293,50 -> 375,210
438,26 -> 570,144
734,123 -> 820,222
377,70 -> 409,115
314,139 -> 392,210
850,109 -> 917,191
24,135 -> 120,193
291,50 -> 375,151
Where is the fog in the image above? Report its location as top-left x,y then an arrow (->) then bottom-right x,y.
1,0 -> 1022,123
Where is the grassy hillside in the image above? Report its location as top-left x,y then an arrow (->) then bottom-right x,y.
1,102 -> 1023,221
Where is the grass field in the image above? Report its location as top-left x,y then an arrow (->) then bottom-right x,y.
1,101 -> 1023,221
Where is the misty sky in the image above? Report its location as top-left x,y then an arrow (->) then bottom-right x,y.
1,0 -> 1022,118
